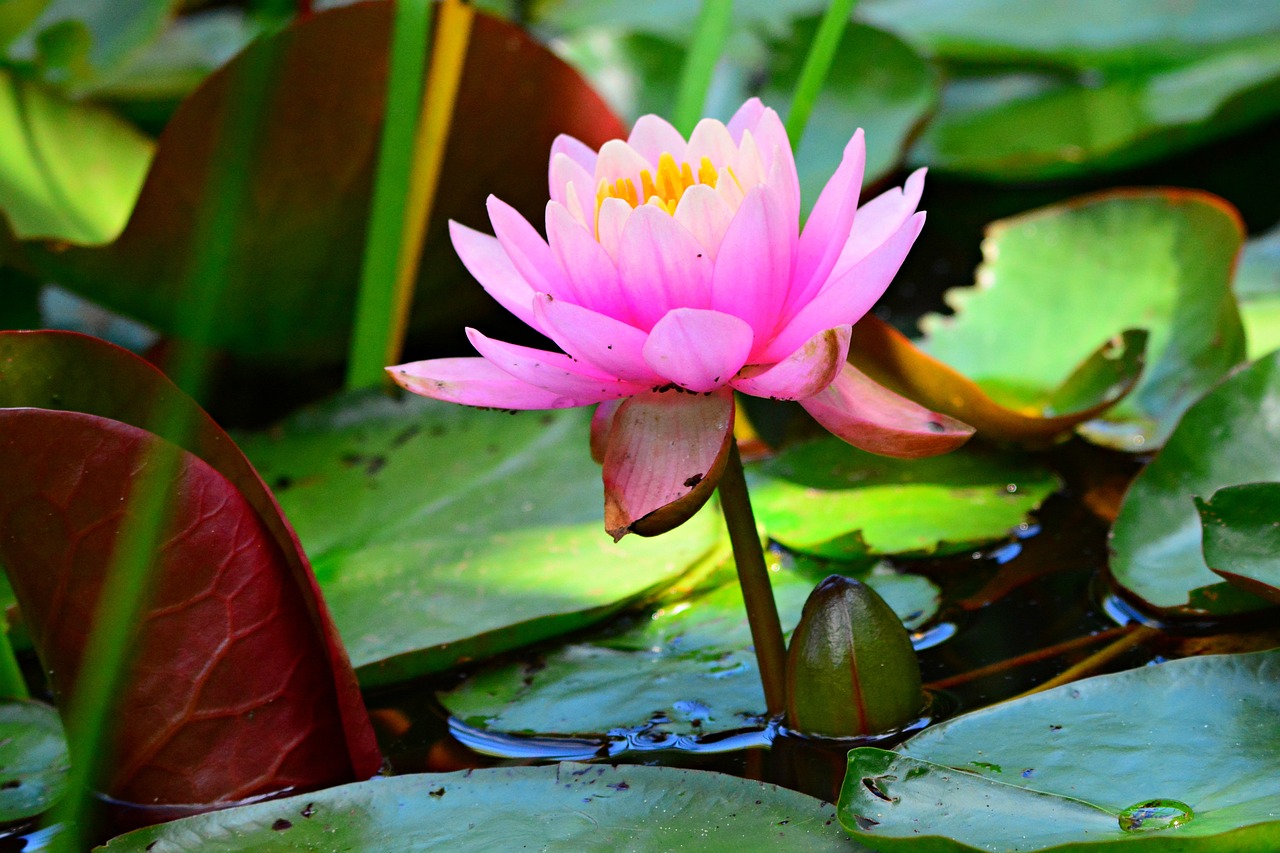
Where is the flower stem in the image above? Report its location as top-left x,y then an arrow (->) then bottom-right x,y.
718,441 -> 787,718
784,0 -> 858,146
672,0 -> 733,136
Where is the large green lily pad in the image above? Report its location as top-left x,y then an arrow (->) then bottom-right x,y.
442,554 -> 938,740
838,650 -> 1280,851
238,393 -> 722,688
749,438 -> 1058,559
0,699 -> 67,823
1111,350 -> 1280,615
1197,482 -> 1280,604
921,190 -> 1246,450
99,764 -> 856,851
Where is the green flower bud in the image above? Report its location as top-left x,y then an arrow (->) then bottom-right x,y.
785,575 -> 923,738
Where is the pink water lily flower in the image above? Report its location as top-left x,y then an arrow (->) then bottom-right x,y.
390,98 -> 972,540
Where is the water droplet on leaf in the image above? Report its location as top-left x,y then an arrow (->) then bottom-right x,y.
1118,799 -> 1193,832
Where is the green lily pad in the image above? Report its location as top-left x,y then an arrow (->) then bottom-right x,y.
1111,350 -> 1280,615
441,554 -> 938,740
749,438 -> 1058,559
0,68 -> 153,243
0,699 -> 68,823
1236,224 -> 1280,360
238,393 -> 722,688
99,764 -> 853,851
1197,483 -> 1280,604
921,190 -> 1246,450
838,649 -> 1280,851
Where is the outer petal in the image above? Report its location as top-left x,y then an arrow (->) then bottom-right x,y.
832,168 -> 926,281
545,201 -> 630,320
791,130 -> 866,310
673,184 -> 735,261
603,389 -> 734,541
743,106 -> 799,220
725,97 -> 765,141
549,153 -> 597,228
487,196 -> 572,300
627,114 -> 687,165
551,133 -> 598,173
617,204 -> 713,327
642,308 -> 753,393
710,184 -> 794,345
765,211 -> 925,362
467,329 -> 646,401
533,293 -> 658,383
590,398 -> 624,464
448,220 -> 542,333
800,362 -> 973,458
732,325 -> 850,401
388,358 -> 588,410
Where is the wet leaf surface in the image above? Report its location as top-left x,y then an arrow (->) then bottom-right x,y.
0,699 -> 67,824
920,190 -> 1246,450
749,437 -> 1058,559
839,650 -> 1280,851
1236,223 -> 1280,360
237,391 -> 722,688
441,555 -> 937,740
99,764 -> 857,852
1197,483 -> 1280,604
1111,350 -> 1280,615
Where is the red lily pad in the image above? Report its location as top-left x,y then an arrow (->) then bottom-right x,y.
6,2 -> 625,365
0,331 -> 381,804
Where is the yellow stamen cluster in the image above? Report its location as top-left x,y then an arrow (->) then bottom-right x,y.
597,153 -> 722,216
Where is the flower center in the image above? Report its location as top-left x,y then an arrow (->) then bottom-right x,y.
596,152 -> 727,216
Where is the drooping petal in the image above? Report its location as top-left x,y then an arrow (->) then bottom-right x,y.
709,184 -> 793,345
487,195 -> 572,300
673,184 -> 735,261
799,362 -> 973,458
765,211 -> 925,362
551,133 -> 597,173
448,221 -> 542,333
549,153 -> 597,228
596,196 -> 631,262
590,398 -> 623,464
617,204 -> 713,327
602,389 -> 734,541
533,293 -> 658,383
627,114 -> 687,165
642,307 -> 754,393
791,129 -> 866,308
388,358 -> 588,410
732,325 -> 850,400
467,329 -> 646,401
545,201 -> 630,319
831,168 -> 926,281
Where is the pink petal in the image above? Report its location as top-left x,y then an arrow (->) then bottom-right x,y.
596,197 -> 631,262
709,184 -> 794,346
448,221 -> 542,333
791,130 -> 866,308
687,118 -> 738,167
673,184 -> 735,261
487,196 -> 572,300
832,168 -> 926,281
467,329 -> 645,401
800,362 -> 973,458
595,138 -> 651,185
533,293 -> 658,383
551,133 -> 598,173
388,357 -> 587,410
616,204 -> 713,327
602,389 -> 734,540
744,106 -> 799,219
642,307 -> 753,393
545,201 -> 628,319
731,129 -> 767,190
627,114 -> 687,165
765,211 -> 925,362
725,98 -> 765,142
549,153 -> 596,228
590,398 -> 623,464
732,325 -> 850,400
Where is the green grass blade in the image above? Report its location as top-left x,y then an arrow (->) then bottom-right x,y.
784,0 -> 858,146
673,0 -> 733,135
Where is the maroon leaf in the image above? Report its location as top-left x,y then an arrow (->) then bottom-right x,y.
0,331 -> 381,804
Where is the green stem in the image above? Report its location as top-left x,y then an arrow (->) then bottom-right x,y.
672,0 -> 733,135
0,624 -> 29,700
783,0 -> 858,146
718,442 -> 787,718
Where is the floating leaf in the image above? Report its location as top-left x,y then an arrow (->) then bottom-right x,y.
1237,224 -> 1280,360
839,650 -> 1280,851
920,190 -> 1246,450
1111,350 -> 1280,616
749,436 -> 1057,559
441,555 -> 937,741
1197,482 -> 1280,605
100,764 -> 852,852
238,392 -> 722,688
9,3 -> 626,365
0,699 -> 67,824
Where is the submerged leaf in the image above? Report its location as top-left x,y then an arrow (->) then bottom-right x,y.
0,700 -> 67,824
